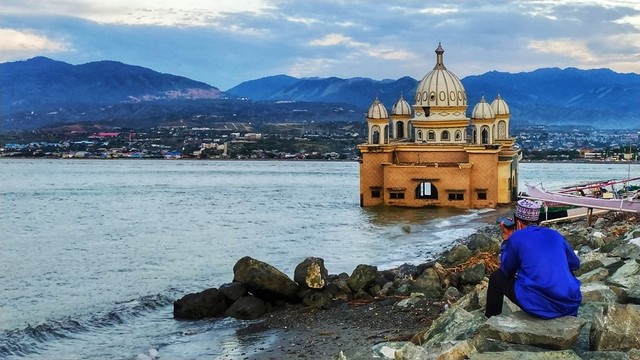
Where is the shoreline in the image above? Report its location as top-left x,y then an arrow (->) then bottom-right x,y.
0,156 -> 639,165
229,210 -> 639,359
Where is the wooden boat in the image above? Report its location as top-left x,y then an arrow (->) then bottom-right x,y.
525,183 -> 640,213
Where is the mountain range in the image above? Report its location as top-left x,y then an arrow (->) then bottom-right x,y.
1,57 -> 638,131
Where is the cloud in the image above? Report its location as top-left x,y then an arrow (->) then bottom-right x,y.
0,0 -> 276,27
309,33 -> 367,47
288,57 -> 339,78
0,28 -> 68,61
527,38 -> 596,62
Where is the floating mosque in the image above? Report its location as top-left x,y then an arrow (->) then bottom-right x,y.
358,43 -> 521,209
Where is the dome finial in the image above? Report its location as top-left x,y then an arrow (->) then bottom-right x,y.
434,43 -> 446,70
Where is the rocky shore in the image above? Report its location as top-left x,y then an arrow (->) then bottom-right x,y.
173,211 -> 640,359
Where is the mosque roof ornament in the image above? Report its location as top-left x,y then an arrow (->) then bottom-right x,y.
414,44 -> 467,109
491,94 -> 510,115
367,97 -> 389,119
472,95 -> 495,119
392,93 -> 411,116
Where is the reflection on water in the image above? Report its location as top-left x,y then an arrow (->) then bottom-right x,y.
362,205 -> 468,226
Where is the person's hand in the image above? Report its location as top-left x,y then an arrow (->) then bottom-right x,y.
500,222 -> 515,241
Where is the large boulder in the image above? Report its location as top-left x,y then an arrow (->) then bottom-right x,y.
294,257 -> 329,289
411,267 -> 443,298
461,263 -> 487,285
223,296 -> 266,320
232,256 -> 299,302
416,306 -> 487,348
481,312 -> 586,350
347,264 -> 378,292
466,232 -> 501,254
590,303 -> 640,351
173,288 -> 227,320
218,282 -> 247,304
442,244 -> 473,266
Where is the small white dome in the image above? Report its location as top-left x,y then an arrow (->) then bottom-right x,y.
414,44 -> 467,108
491,94 -> 510,115
391,94 -> 411,116
471,96 -> 495,119
367,98 -> 389,119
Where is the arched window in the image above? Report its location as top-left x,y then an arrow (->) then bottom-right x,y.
441,130 -> 450,141
455,130 -> 462,141
416,182 -> 438,199
417,130 -> 423,141
481,127 -> 490,144
396,122 -> 404,139
383,125 -> 389,144
427,131 -> 436,141
371,125 -> 380,144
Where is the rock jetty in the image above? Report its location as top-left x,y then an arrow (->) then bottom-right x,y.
173,212 -> 640,359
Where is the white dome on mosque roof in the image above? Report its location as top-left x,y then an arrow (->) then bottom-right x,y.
391,94 -> 411,116
367,98 -> 389,119
414,43 -> 467,108
471,96 -> 495,119
490,94 -> 510,115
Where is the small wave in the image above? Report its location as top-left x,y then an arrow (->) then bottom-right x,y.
0,294 -> 174,358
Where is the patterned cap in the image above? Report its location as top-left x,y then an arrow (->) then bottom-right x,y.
515,199 -> 541,222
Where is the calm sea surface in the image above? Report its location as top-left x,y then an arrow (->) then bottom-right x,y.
1,159 -> 638,359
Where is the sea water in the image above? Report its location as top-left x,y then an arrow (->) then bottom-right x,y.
0,159 -> 638,359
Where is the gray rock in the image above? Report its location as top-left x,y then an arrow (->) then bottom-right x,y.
575,259 -> 605,277
218,282 -> 246,303
461,263 -> 486,285
300,290 -> 331,309
626,285 -> 640,304
481,311 -> 586,350
173,288 -> 227,320
443,244 -> 473,266
411,267 -> 442,298
606,259 -> 640,289
419,307 -> 487,348
332,277 -> 352,294
223,296 -> 266,320
294,257 -> 329,289
466,232 -> 501,253
347,264 -> 378,292
233,256 -> 299,302
579,351 -> 632,360
590,303 -> 640,351
594,217 -> 607,229
565,230 -> 590,249
469,350 -> 581,359
581,282 -> 618,303
578,268 -> 610,284
610,242 -> 640,260
397,263 -> 418,279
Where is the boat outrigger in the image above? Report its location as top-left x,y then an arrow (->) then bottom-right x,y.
525,183 -> 640,213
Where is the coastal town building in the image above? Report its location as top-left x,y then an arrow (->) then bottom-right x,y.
358,44 -> 522,209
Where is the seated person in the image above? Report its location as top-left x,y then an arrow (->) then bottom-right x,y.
485,199 -> 582,319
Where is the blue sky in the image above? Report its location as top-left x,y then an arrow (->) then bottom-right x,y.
1,0 -> 639,90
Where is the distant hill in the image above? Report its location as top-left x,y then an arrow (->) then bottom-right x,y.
1,57 -> 226,130
228,68 -> 640,129
1,57 -> 638,131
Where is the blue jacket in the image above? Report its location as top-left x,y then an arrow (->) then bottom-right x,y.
500,225 -> 582,319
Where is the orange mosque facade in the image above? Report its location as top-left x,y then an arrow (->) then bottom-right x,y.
358,44 -> 521,209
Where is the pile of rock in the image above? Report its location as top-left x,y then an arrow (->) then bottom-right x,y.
173,212 -> 640,359
173,228 -> 503,322
373,212 -> 640,359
